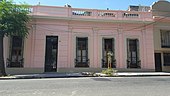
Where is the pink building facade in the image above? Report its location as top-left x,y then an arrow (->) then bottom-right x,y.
4,5 -> 155,74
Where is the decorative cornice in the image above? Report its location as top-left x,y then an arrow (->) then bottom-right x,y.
31,15 -> 154,24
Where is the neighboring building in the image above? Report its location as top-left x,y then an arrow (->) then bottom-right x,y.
4,3 -> 155,74
128,5 -> 151,12
152,0 -> 170,72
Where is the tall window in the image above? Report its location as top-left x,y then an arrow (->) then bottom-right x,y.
163,53 -> 170,66
127,39 -> 140,68
75,37 -> 89,67
7,36 -> 24,67
161,30 -> 170,48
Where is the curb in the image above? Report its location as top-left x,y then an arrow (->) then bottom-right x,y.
116,73 -> 170,77
0,74 -> 86,80
1,73 -> 170,80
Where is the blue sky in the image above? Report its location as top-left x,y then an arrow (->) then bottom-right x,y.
13,0 -> 170,10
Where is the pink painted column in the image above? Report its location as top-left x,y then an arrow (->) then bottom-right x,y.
67,27 -> 73,68
145,26 -> 155,69
141,29 -> 147,69
117,27 -> 125,68
30,24 -> 36,68
92,28 -> 99,68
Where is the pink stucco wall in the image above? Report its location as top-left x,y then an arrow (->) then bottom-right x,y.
5,5 -> 155,73
25,22 -> 155,70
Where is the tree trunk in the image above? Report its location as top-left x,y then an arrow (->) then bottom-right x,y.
0,34 -> 6,76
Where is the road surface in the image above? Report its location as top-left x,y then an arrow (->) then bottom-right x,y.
0,76 -> 170,96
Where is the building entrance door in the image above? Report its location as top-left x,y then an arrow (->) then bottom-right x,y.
102,38 -> 115,68
155,53 -> 162,72
45,36 -> 58,72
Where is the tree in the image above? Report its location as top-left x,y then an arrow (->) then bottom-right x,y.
0,0 -> 30,76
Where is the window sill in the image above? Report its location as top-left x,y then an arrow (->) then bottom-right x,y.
161,46 -> 170,48
75,64 -> 89,68
6,67 -> 24,68
164,64 -> 170,66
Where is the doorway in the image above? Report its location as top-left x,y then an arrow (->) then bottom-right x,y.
45,36 -> 58,72
155,53 -> 162,72
102,38 -> 115,68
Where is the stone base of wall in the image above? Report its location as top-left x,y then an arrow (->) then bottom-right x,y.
5,68 -> 155,75
162,66 -> 170,72
58,68 -> 155,73
6,68 -> 44,75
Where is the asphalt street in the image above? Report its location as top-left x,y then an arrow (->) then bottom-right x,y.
0,76 -> 170,96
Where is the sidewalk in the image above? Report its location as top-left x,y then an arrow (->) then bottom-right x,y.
117,72 -> 170,76
0,73 -> 84,80
0,72 -> 170,80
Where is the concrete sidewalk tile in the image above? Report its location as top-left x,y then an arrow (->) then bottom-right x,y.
1,72 -> 170,80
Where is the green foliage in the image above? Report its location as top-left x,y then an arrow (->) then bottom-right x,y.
0,0 -> 30,37
102,68 -> 118,76
0,0 -> 30,76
